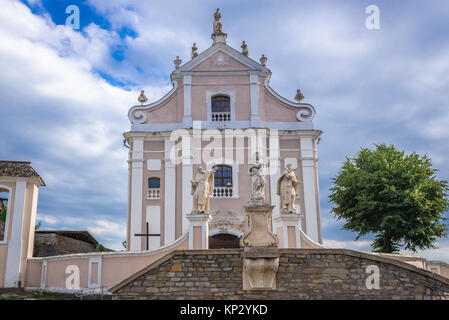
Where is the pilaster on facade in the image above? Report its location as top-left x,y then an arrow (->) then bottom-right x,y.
249,74 -> 261,127
269,130 -> 281,233
164,139 -> 176,245
299,135 -> 320,243
4,180 -> 27,287
129,137 -> 144,251
183,75 -> 193,128
181,135 -> 193,234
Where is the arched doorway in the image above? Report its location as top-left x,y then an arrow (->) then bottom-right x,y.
209,233 -> 241,249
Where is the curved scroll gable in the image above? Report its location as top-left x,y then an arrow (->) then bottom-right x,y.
128,80 -> 179,124
263,78 -> 316,123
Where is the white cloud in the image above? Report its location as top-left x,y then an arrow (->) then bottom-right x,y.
36,213 -> 58,226
323,239 -> 372,251
402,241 -> 449,263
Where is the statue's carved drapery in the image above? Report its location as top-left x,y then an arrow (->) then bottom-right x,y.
276,164 -> 299,213
191,167 -> 216,213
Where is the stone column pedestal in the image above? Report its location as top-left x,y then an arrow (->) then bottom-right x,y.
186,213 -> 211,250
273,213 -> 302,249
240,201 -> 279,291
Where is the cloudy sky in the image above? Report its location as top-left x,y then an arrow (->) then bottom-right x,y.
1,0 -> 448,258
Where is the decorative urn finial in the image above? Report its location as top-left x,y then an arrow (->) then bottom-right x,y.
174,56 -> 182,69
295,89 -> 304,102
191,43 -> 198,59
138,90 -> 148,105
259,54 -> 267,66
241,41 -> 248,56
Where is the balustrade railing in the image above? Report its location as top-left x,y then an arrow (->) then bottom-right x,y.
147,188 -> 161,200
211,112 -> 231,122
212,186 -> 233,198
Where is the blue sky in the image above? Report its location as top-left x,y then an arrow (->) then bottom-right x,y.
1,0 -> 449,259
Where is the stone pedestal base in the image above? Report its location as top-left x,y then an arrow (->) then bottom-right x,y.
242,246 -> 279,290
240,201 -> 280,291
186,213 -> 211,249
211,32 -> 227,44
273,213 -> 302,249
240,201 -> 278,247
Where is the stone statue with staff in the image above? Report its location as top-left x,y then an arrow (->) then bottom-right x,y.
276,163 -> 299,213
191,166 -> 216,214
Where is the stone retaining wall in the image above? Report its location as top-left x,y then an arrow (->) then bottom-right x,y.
111,249 -> 449,300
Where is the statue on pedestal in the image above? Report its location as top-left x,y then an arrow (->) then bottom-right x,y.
211,8 -> 227,44
213,8 -> 224,34
249,155 -> 265,202
276,163 -> 299,213
191,167 -> 216,214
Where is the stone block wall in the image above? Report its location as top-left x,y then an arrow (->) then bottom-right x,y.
112,249 -> 449,300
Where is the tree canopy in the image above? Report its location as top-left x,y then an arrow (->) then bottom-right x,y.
329,144 -> 449,253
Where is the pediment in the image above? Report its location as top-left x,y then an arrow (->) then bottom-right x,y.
192,51 -> 251,72
173,42 -> 270,74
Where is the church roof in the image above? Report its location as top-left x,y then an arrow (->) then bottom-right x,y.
0,160 -> 45,186
36,230 -> 99,246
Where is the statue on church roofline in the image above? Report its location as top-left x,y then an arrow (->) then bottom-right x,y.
191,166 -> 216,214
174,56 -> 182,69
213,8 -> 224,34
192,43 -> 198,59
241,41 -> 248,57
212,8 -> 227,44
277,163 -> 299,213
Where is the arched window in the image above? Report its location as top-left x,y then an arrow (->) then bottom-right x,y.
147,178 -> 160,199
0,188 -> 9,242
213,165 -> 232,198
211,95 -> 231,121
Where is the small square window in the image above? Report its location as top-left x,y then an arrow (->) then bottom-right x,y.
148,178 -> 160,189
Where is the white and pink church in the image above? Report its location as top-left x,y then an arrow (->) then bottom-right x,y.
124,12 -> 323,253
1,9 -> 447,294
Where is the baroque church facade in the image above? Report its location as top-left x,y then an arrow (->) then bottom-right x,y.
124,9 -> 323,252
1,9 -> 449,299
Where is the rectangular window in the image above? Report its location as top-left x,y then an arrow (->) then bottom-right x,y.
211,95 -> 231,121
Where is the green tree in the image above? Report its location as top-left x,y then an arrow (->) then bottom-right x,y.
0,203 -> 6,222
329,144 -> 449,253
35,220 -> 42,231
